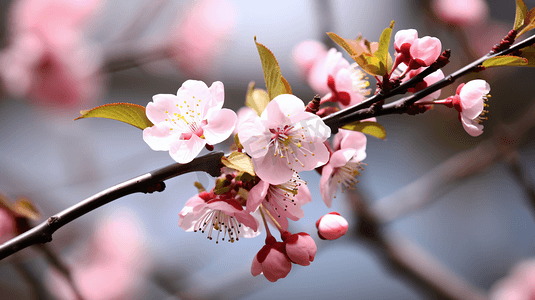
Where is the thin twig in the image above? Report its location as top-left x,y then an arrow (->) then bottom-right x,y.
0,152 -> 224,261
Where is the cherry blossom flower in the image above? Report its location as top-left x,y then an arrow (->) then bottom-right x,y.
169,0 -> 235,77
179,191 -> 259,242
246,173 -> 311,230
282,231 -> 317,266
251,236 -> 292,282
432,0 -> 489,27
490,258 -> 535,300
307,48 -> 350,96
320,130 -> 366,207
408,36 -> 442,69
401,63 -> 445,102
238,94 -> 331,185
451,79 -> 490,137
393,29 -> 418,68
316,212 -> 349,240
143,80 -> 237,163
0,0 -> 103,107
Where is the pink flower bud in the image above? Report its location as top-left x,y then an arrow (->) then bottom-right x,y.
251,236 -> 292,282
394,29 -> 418,56
409,36 -> 442,69
282,231 -> 317,266
316,212 -> 348,240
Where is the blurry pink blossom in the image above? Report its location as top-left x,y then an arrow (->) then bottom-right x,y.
490,258 -> 535,300
251,236 -> 292,282
246,173 -> 311,230
0,0 -> 103,107
432,0 -> 489,27
320,130 -> 366,207
238,94 -> 331,185
451,79 -> 490,137
48,210 -> 149,300
308,48 -> 350,96
282,231 -> 317,266
143,80 -> 237,164
170,0 -> 235,77
316,212 -> 349,240
292,40 -> 328,81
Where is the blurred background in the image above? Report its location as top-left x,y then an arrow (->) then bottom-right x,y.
1,0 -> 535,299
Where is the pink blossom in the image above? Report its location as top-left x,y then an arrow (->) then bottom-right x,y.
282,231 -> 317,266
408,36 -> 442,69
246,173 -> 311,230
451,79 -> 490,137
169,0 -> 235,77
251,236 -> 292,282
316,212 -> 349,240
432,0 -> 489,27
238,94 -> 331,185
490,258 -> 535,300
179,191 -> 259,242
0,0 -> 103,107
320,130 -> 366,207
47,210 -> 148,300
394,29 -> 418,67
403,64 -> 445,102
143,80 -> 237,164
292,40 -> 328,80
234,106 -> 258,135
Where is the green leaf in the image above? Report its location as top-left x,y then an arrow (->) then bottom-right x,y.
327,32 -> 366,59
221,151 -> 255,176
342,121 -> 386,140
518,45 -> 535,66
373,20 -> 395,76
482,56 -> 528,67
515,0 -> 528,30
254,36 -> 292,100
75,103 -> 153,130
518,7 -> 535,36
245,81 -> 270,116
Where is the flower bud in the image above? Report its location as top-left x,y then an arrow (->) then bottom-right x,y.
316,212 -> 348,240
282,231 -> 317,266
251,236 -> 292,282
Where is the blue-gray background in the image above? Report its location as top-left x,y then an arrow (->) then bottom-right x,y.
1,0 -> 534,299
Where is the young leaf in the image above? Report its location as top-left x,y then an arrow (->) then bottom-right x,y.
515,0 -> 528,30
342,121 -> 386,140
245,81 -> 270,116
12,198 -> 41,220
221,151 -> 255,176
518,45 -> 535,66
518,7 -> 535,36
75,103 -> 154,130
327,32 -> 366,59
482,56 -> 528,67
254,36 -> 292,100
328,32 -> 387,76
373,20 -> 395,76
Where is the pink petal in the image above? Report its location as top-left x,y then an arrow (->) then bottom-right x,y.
253,153 -> 295,185
169,134 -> 206,163
146,94 -> 180,124
251,255 -> 263,276
208,81 -> 225,112
246,180 -> 270,212
459,79 -> 489,119
461,114 -> 484,137
330,149 -> 357,168
319,164 -> 336,208
292,40 -> 328,80
261,94 -> 304,129
394,29 -> 418,53
237,116 -> 271,158
261,248 -> 292,282
203,108 -> 237,144
176,80 -> 212,118
234,210 -> 259,232
143,122 -> 177,151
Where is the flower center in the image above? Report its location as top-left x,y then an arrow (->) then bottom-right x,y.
164,97 -> 207,140
268,125 -> 315,168
194,207 -> 242,243
331,161 -> 363,198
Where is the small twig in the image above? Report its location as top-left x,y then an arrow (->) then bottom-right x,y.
0,152 -> 224,261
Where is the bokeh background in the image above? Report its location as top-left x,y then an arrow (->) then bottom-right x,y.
1,0 -> 535,299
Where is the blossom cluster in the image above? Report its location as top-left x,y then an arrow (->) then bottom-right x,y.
140,25 -> 492,282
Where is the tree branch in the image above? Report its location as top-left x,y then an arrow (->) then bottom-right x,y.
0,151 -> 224,261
